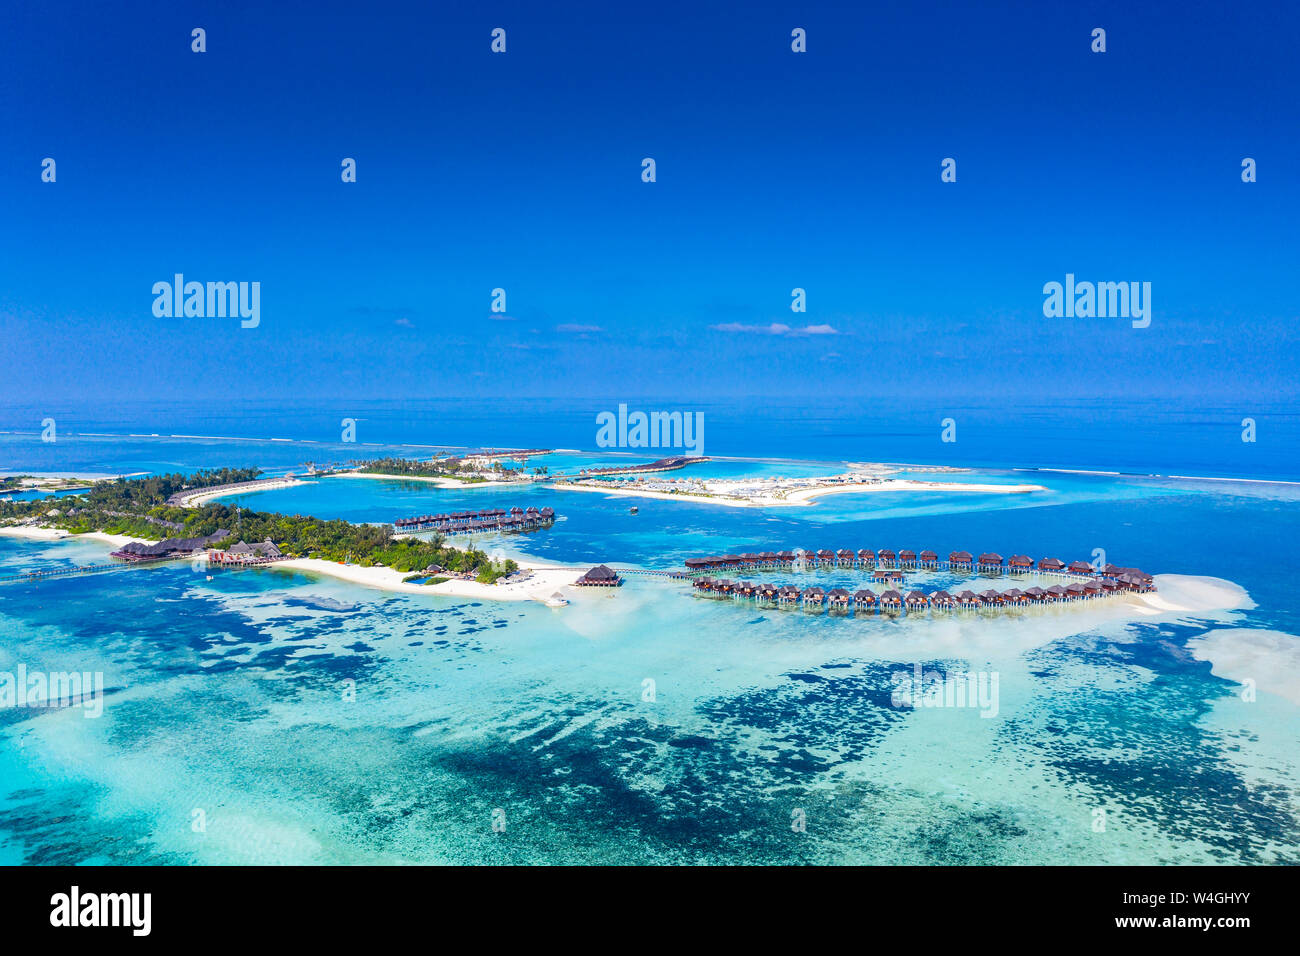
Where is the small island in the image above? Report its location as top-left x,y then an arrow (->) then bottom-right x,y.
0,469 -> 585,600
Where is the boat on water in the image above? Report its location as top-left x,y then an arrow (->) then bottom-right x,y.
629,506 -> 638,514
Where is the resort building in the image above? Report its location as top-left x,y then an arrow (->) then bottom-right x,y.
111,529 -> 230,562
576,565 -> 622,587
208,539 -> 284,565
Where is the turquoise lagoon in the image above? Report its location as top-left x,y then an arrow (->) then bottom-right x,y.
0,428 -> 1298,864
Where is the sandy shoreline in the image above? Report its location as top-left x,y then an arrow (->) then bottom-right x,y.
324,472 -> 527,490
0,526 -> 146,548
554,478 -> 1047,508
179,476 -> 307,506
0,525 -> 583,604
272,558 -> 584,602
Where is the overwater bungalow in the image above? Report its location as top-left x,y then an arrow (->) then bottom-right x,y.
1038,557 -> 1066,572
1067,560 -> 1093,574
1118,568 -> 1154,587
1066,582 -> 1089,599
1045,584 -> 1069,602
1008,554 -> 1033,573
930,589 -> 956,610
777,550 -> 797,566
853,588 -> 877,609
816,549 -> 836,567
1024,586 -> 1047,602
576,565 -> 622,587
948,550 -> 973,570
739,553 -> 761,568
714,578 -> 734,594
977,552 -> 1003,572
873,568 -> 903,583
957,589 -> 982,609
905,590 -> 929,611
918,550 -> 939,568
692,576 -> 714,591
778,586 -> 802,605
880,589 -> 903,610
758,583 -> 780,600
1116,571 -> 1150,591
827,588 -> 851,609
836,548 -> 855,567
758,551 -> 779,568
736,580 -> 758,598
857,549 -> 877,566
1083,579 -> 1104,596
898,549 -> 917,569
979,588 -> 1003,606
803,586 -> 826,607
1004,587 -> 1028,604
877,549 -> 897,567
684,557 -> 712,572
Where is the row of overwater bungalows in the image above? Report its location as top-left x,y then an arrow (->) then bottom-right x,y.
393,506 -> 556,535
690,575 -> 1153,611
683,550 -> 1153,584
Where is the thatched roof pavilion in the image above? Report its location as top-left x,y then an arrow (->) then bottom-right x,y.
577,564 -> 622,587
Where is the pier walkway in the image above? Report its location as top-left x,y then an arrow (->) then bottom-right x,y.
570,456 -> 709,478
394,506 -> 556,536
0,557 -> 183,585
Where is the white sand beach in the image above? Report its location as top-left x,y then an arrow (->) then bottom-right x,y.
1131,574 -> 1255,615
0,525 -> 73,540
553,483 -> 764,508
178,476 -> 306,506
323,471 -> 538,490
1187,628 -> 1300,705
780,479 -> 1047,503
273,557 -> 584,603
554,477 -> 1047,508
0,526 -> 147,548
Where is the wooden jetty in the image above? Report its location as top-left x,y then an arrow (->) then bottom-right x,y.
393,506 -> 556,536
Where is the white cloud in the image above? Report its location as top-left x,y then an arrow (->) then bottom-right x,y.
710,322 -> 838,336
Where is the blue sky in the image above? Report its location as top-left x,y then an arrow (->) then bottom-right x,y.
2,0 -> 1297,403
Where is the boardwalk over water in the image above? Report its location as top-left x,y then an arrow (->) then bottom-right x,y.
569,456 -> 709,478
0,557 -> 183,585
394,507 -> 556,536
